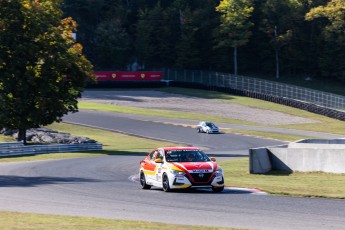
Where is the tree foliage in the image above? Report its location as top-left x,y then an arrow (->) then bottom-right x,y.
215,0 -> 254,77
60,0 -> 344,82
0,0 -> 93,143
216,0 -> 254,48
306,0 -> 345,79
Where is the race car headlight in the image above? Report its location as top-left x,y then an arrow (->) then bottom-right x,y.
214,168 -> 223,177
170,169 -> 185,176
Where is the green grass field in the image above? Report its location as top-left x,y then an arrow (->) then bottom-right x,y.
0,211 -> 235,230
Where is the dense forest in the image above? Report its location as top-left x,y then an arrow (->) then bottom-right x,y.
61,0 -> 345,82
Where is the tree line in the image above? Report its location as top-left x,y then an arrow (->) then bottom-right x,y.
62,0 -> 345,81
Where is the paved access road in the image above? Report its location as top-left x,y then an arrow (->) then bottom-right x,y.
0,110 -> 344,230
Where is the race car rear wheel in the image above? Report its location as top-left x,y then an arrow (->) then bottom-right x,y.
162,174 -> 171,192
212,186 -> 224,192
140,172 -> 151,189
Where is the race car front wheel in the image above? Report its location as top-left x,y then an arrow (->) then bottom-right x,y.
140,172 -> 151,189
162,174 -> 171,192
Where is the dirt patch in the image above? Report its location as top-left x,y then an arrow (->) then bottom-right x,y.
80,90 -> 317,125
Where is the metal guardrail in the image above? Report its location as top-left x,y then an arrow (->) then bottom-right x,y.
0,142 -> 103,157
163,69 -> 345,111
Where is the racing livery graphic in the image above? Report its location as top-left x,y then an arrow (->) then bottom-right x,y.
139,147 -> 224,192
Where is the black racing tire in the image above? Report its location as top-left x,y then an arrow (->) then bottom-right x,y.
197,128 -> 201,133
212,186 -> 224,192
140,172 -> 151,189
162,174 -> 171,192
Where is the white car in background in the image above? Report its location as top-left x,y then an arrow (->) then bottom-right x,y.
196,121 -> 219,134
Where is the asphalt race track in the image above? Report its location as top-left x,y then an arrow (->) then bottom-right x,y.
0,110 -> 344,230
63,110 -> 285,156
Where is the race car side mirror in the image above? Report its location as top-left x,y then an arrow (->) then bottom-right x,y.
210,157 -> 216,162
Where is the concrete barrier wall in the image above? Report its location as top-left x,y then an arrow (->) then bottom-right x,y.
249,148 -> 272,174
250,139 -> 345,174
249,145 -> 288,174
268,147 -> 345,173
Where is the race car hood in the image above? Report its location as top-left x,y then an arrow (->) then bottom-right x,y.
169,161 -> 218,173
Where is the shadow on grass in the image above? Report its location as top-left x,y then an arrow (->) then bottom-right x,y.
262,170 -> 293,176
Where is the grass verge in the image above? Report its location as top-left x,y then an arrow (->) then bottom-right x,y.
0,211 -> 235,230
223,158 -> 345,199
221,128 -> 311,142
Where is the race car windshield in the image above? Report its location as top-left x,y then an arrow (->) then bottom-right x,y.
165,150 -> 211,162
206,122 -> 216,127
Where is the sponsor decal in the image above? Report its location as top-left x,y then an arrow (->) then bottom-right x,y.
191,169 -> 211,173
94,71 -> 163,81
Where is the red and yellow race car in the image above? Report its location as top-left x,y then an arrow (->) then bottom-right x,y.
139,147 -> 224,192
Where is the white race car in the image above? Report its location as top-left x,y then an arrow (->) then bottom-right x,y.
139,146 -> 224,192
197,121 -> 220,134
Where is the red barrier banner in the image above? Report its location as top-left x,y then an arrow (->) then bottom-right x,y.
94,71 -> 163,81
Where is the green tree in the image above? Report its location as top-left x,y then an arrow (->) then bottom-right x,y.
0,0 -> 93,143
134,9 -> 154,69
306,0 -> 345,38
193,0 -> 222,70
141,3 -> 174,67
306,0 -> 345,80
215,0 -> 254,77
62,0 -> 105,65
94,19 -> 131,69
174,6 -> 200,68
161,1 -> 200,68
259,0 -> 303,79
